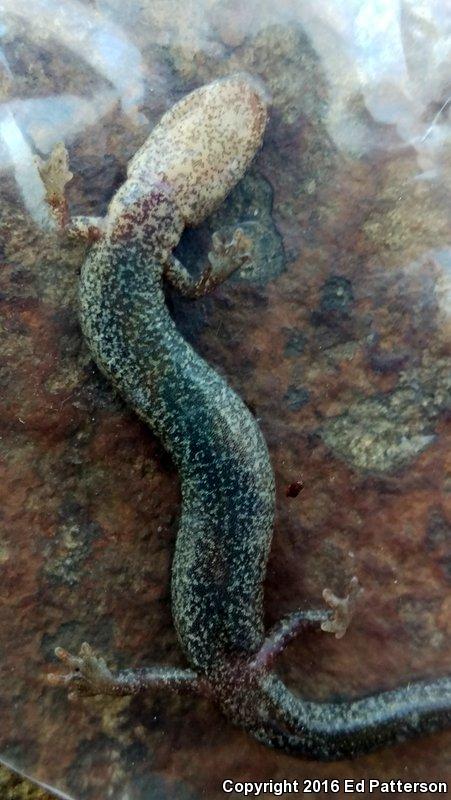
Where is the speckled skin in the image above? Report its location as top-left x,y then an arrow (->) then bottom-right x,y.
51,74 -> 451,760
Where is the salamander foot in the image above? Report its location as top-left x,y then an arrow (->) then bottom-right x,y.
206,227 -> 253,282
321,576 -> 363,639
47,642 -> 115,699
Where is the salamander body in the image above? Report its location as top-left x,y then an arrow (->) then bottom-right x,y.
51,74 -> 451,760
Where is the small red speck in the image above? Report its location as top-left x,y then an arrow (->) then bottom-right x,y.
286,480 -> 304,498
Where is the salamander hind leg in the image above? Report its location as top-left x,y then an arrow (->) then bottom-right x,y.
47,642 -> 206,699
164,227 -> 253,298
251,577 -> 362,670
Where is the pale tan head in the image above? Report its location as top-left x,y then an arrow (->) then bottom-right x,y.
121,73 -> 269,230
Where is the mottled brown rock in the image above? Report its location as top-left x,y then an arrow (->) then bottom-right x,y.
0,765 -> 53,800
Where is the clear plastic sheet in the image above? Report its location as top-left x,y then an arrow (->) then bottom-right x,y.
0,1 -> 450,798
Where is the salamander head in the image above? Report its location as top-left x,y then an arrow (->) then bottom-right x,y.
105,73 -> 268,255
169,72 -> 269,225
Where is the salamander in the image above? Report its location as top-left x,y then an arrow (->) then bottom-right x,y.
49,73 -> 451,760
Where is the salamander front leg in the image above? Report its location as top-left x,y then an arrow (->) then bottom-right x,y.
252,577 -> 362,670
48,642 -> 209,699
36,142 -> 104,241
164,227 -> 253,298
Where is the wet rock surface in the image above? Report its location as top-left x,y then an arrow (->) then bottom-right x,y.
0,6 -> 450,800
